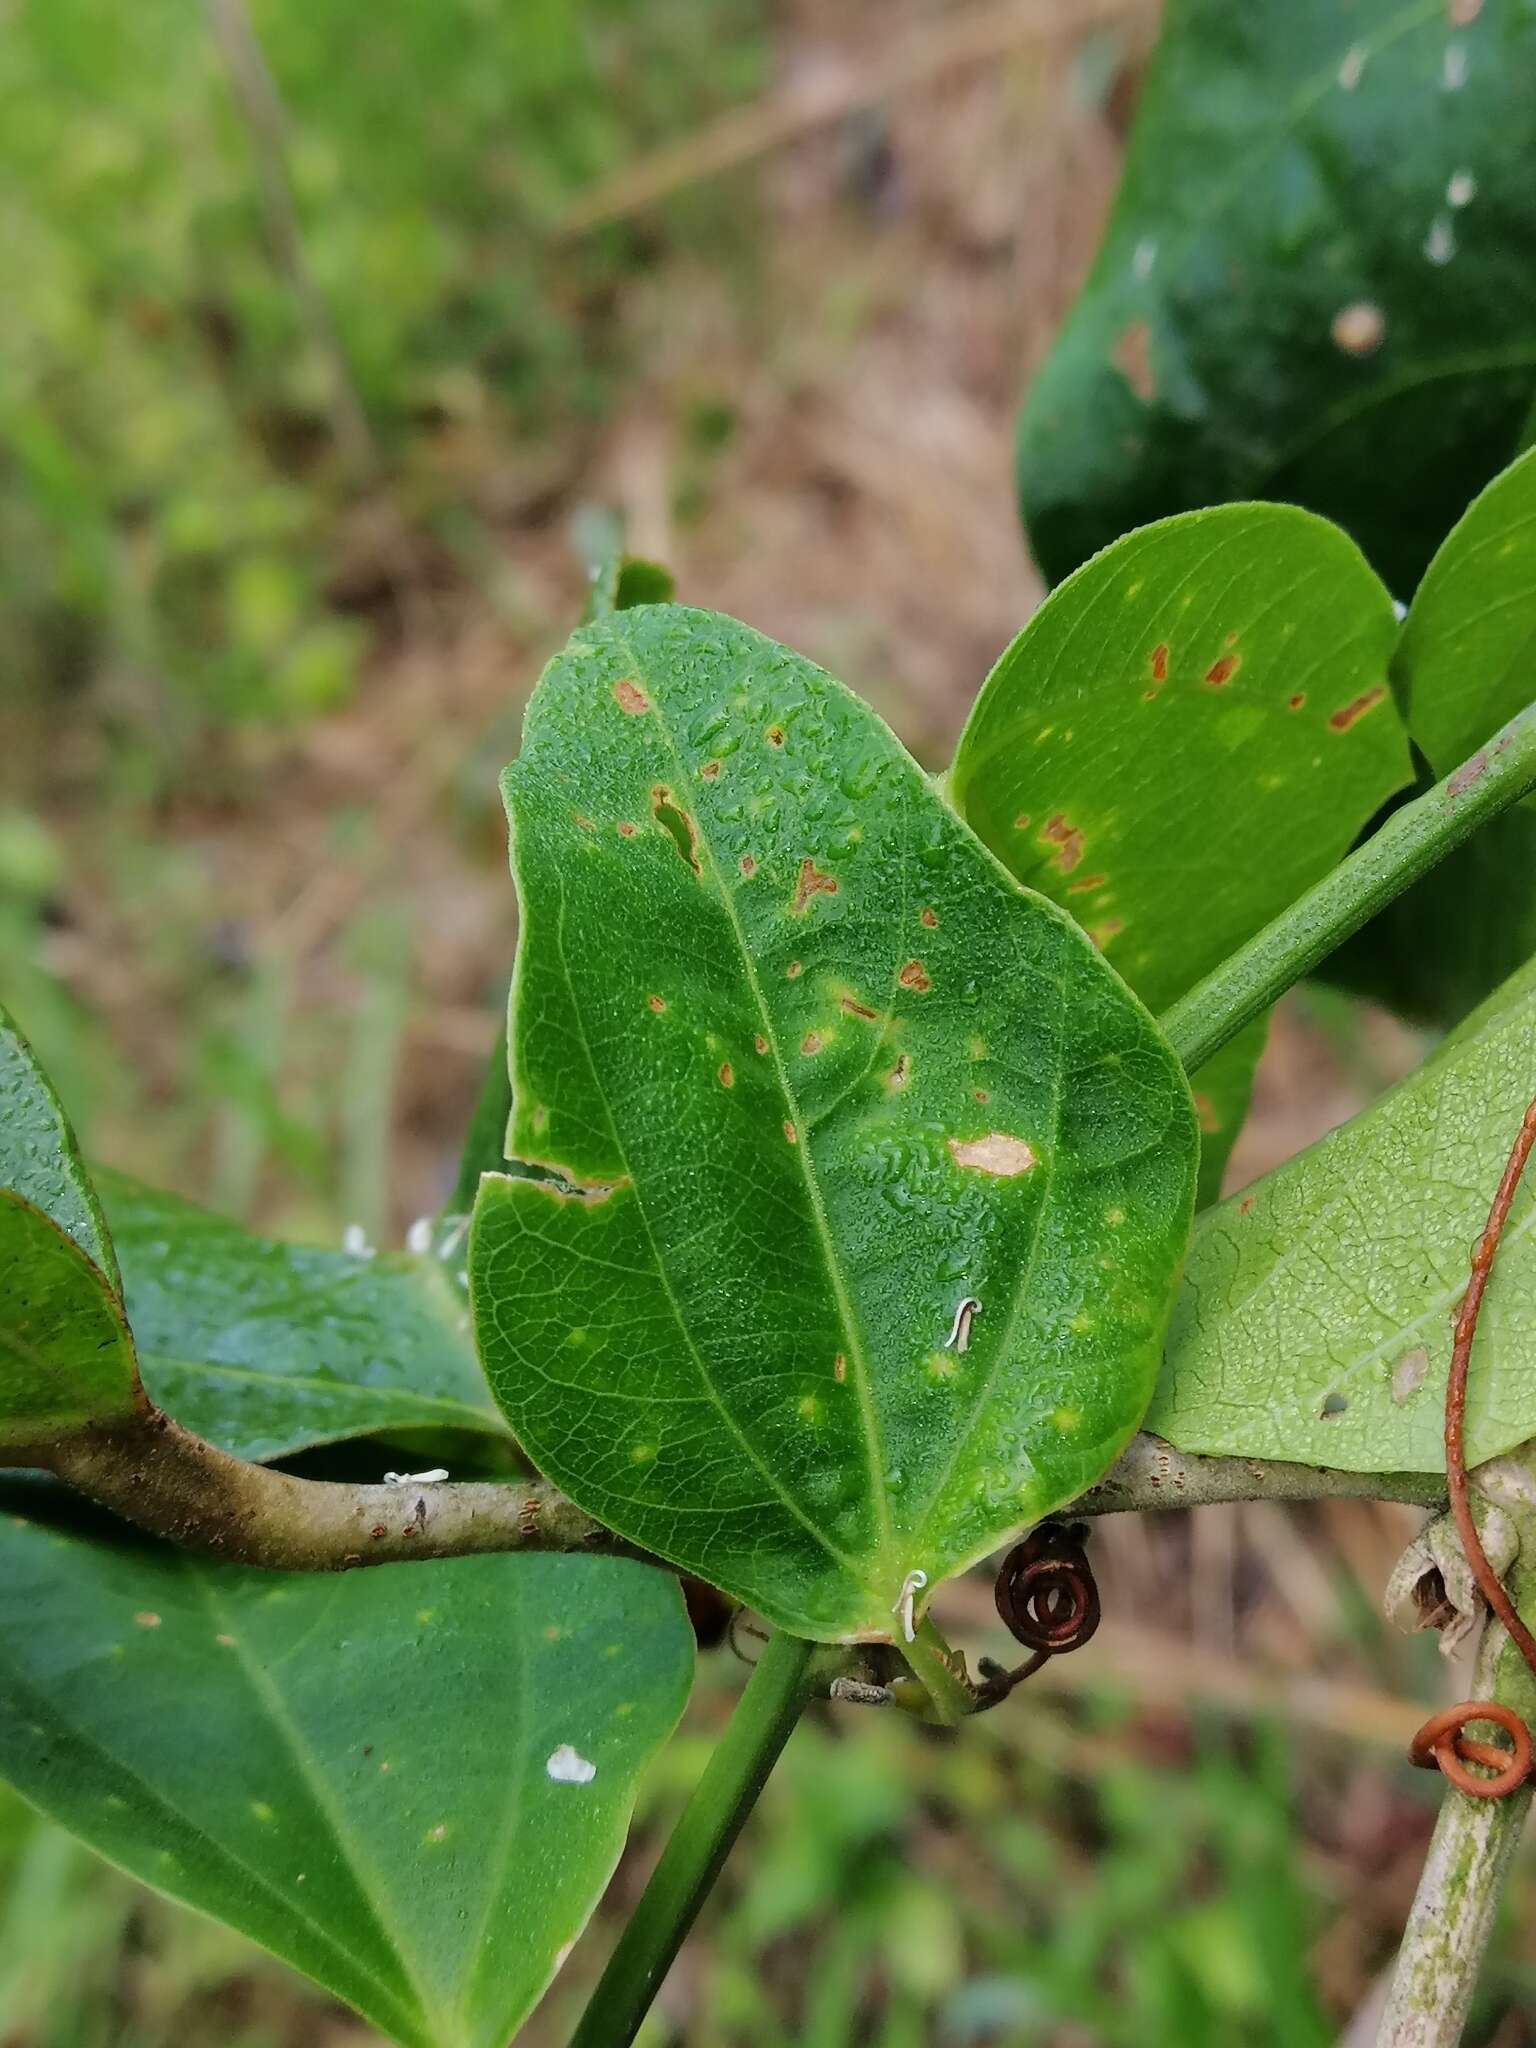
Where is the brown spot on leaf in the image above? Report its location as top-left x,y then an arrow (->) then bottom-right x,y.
1012,813 -> 1032,832
766,725 -> 786,747
1192,1091 -> 1221,1134
617,821 -> 636,837
1331,301 -> 1385,356
1288,693 -> 1306,711
783,1120 -> 798,1144
1328,685 -> 1388,732
800,1031 -> 823,1056
920,907 -> 938,928
1238,1195 -> 1255,1216
718,1062 -> 734,1088
754,1033 -> 769,1055
613,678 -> 650,714
888,1054 -> 911,1090
1393,1347 -> 1430,1403
947,1132 -> 1037,1177
786,960 -> 802,979
575,814 -> 595,830
839,994 -> 877,1021
897,959 -> 931,992
1087,918 -> 1123,948
134,1611 -> 161,1629
791,858 -> 839,914
739,855 -> 757,876
1038,814 -> 1085,873
647,994 -> 666,1013
1150,642 -> 1169,683
651,786 -> 701,874
700,759 -> 721,780
1204,654 -> 1240,687
973,1087 -> 990,1103
1068,873 -> 1107,895
834,1353 -> 847,1382
1112,319 -> 1155,402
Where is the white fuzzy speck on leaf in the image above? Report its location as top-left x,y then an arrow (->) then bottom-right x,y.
546,1744 -> 597,1785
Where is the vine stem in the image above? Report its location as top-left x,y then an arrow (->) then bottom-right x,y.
1376,1603 -> 1536,2047
1160,701 -> 1536,1073
569,1628 -> 822,2048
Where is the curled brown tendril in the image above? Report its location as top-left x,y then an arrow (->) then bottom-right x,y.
1409,1095 -> 1536,1797
977,1521 -> 1100,1709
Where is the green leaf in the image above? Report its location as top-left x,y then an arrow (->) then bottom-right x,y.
1146,955 -> 1536,1471
0,1002 -> 117,1287
0,1194 -> 143,1454
948,504 -> 1411,1200
471,604 -> 1198,1641
1397,444 -> 1536,773
97,1175 -> 506,1464
1323,444 -> 1536,1029
1020,0 -> 1536,596
0,1495 -> 694,2048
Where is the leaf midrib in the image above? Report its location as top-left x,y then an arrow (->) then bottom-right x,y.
625,634 -> 899,1578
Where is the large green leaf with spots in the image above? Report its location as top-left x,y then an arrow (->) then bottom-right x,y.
470,605 -> 1198,1642
1147,956 -> 1536,1470
1019,0 -> 1536,598
96,1175 -> 505,1463
0,1490 -> 693,2048
949,504 -> 1410,1201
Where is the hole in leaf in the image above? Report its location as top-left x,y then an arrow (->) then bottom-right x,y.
650,787 -> 700,874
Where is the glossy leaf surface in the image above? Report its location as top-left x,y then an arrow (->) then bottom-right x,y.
949,504 -> 1410,1199
1020,0 -> 1536,596
0,1497 -> 693,2048
0,1002 -> 116,1285
1147,957 -> 1536,1471
472,605 -> 1198,1641
1397,444 -> 1536,773
0,1194 -> 142,1453
98,1176 -> 505,1463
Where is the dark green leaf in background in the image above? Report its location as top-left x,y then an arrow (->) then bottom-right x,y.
0,1500 -> 694,2048
1147,955 -> 1536,1471
1020,0 -> 1536,597
472,605 -> 1198,1641
949,504 -> 1410,1199
97,1175 -> 505,1464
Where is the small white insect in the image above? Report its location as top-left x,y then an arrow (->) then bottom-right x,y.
890,1568 -> 928,1644
383,1469 -> 450,1486
546,1745 -> 597,1785
945,1297 -> 981,1354
405,1216 -> 433,1255
341,1223 -> 375,1258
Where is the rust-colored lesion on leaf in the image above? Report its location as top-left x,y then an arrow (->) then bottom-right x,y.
1204,654 -> 1240,687
897,959 -> 931,992
739,854 -> 757,876
617,821 -> 637,837
800,1031 -> 823,1056
1068,872 -> 1107,896
612,677 -> 651,715
700,759 -> 722,780
1328,685 -> 1388,732
790,858 -> 839,914
1087,917 -> 1124,948
1149,642 -> 1169,684
946,1133 -> 1037,1177
1038,814 -> 1085,874
766,724 -> 786,747
650,785 -> 701,874
718,1062 -> 734,1088
1192,1091 -> 1221,1135
1288,693 -> 1306,711
647,993 -> 667,1013
753,1032 -> 769,1054
838,993 -> 878,1021
920,906 -> 938,928
1112,320 -> 1155,402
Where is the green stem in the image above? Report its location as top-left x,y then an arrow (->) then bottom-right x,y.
570,1628 -> 821,2048
903,1615 -> 975,1726
1160,702 -> 1536,1075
